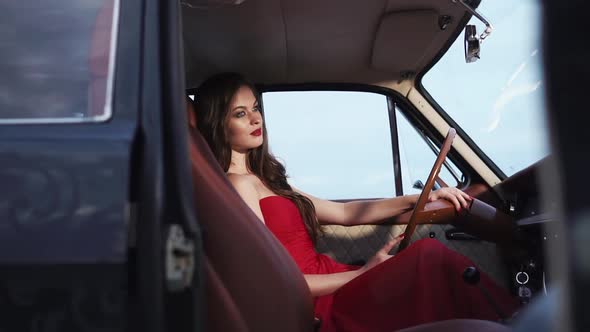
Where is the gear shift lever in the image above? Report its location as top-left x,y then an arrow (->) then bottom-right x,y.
463,266 -> 508,321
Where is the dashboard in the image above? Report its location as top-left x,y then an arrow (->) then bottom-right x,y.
494,157 -> 558,304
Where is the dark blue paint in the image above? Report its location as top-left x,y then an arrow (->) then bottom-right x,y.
0,138 -> 131,263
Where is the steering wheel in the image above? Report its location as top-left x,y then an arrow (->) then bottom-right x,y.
397,128 -> 457,253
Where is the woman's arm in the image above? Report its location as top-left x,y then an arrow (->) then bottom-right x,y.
304,235 -> 402,296
304,270 -> 363,297
297,188 -> 471,226
227,175 -> 409,295
301,191 -> 417,226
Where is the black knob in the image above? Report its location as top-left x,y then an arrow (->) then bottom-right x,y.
463,266 -> 480,285
429,232 -> 436,238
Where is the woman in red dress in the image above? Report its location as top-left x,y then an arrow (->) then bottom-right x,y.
192,72 -> 519,331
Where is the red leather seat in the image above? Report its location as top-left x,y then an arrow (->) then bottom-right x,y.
187,101 -> 315,331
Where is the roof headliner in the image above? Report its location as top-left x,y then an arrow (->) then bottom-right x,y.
182,0 -> 472,88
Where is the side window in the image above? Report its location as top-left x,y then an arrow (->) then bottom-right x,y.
262,91 -> 466,199
396,107 -> 464,195
262,91 -> 395,199
0,0 -> 118,123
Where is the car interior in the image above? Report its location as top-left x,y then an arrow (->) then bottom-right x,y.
2,0 -> 585,331
180,0 -> 555,331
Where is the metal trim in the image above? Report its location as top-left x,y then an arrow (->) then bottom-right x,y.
0,0 -> 120,125
387,98 -> 403,196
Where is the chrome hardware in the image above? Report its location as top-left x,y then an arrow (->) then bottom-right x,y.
165,224 -> 195,292
509,202 -> 516,213
438,15 -> 453,30
516,271 -> 530,285
452,0 -> 494,63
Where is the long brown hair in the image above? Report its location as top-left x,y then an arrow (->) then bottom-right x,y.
193,73 -> 323,243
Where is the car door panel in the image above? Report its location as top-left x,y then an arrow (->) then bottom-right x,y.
0,135 -> 132,263
0,0 -> 141,330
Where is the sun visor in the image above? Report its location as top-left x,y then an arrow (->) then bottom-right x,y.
371,9 -> 442,76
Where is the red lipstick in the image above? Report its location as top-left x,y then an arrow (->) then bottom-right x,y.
251,128 -> 262,136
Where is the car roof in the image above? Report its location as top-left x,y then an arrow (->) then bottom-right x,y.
182,0 -> 475,88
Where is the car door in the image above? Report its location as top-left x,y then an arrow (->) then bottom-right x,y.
0,0 -> 202,331
0,1 -> 135,330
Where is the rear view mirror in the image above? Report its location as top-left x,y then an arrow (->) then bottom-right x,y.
452,0 -> 493,64
464,25 -> 481,63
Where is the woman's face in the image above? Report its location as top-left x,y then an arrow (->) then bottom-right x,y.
225,85 -> 264,152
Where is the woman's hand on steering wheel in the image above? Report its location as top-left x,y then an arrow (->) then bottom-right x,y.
427,187 -> 472,212
360,234 -> 405,273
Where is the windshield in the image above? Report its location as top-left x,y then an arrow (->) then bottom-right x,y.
422,0 -> 547,177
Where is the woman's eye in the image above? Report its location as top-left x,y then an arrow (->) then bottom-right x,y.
253,107 -> 260,113
235,111 -> 246,118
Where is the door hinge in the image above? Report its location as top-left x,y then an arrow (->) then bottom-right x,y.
165,224 -> 195,292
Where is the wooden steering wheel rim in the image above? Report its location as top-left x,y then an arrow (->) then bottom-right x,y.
397,128 -> 456,253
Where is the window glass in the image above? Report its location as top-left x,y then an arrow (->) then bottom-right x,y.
262,91 -> 395,199
422,0 -> 547,176
396,107 -> 464,195
0,0 -> 118,122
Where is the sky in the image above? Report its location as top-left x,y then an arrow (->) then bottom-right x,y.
422,0 -> 548,176
262,0 -> 548,200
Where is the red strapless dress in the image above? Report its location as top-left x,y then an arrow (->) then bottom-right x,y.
259,196 -> 519,332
